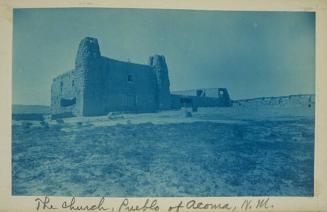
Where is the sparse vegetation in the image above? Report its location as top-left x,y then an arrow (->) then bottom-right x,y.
12,105 -> 314,196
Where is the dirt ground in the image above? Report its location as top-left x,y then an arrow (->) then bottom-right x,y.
12,105 -> 314,196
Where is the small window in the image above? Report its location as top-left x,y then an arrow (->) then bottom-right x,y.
128,74 -> 133,82
72,80 -> 75,87
218,90 -> 224,97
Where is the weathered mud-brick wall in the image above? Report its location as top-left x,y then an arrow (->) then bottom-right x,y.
149,55 -> 171,110
51,37 -> 168,117
77,37 -> 160,116
51,37 -> 231,118
170,88 -> 232,109
171,94 -> 231,109
75,37 -> 104,116
101,58 -> 158,114
51,69 -> 85,118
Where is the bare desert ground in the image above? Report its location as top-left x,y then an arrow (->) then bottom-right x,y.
12,104 -> 314,196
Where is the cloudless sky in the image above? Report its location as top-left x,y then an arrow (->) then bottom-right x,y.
13,8 -> 315,105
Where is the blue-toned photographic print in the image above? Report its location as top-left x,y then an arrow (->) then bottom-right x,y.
12,8 -> 315,197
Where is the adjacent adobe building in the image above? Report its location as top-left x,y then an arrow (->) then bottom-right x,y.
51,37 -> 231,118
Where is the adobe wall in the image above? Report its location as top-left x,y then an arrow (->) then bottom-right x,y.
51,37 -> 231,118
171,94 -> 231,109
104,58 -> 158,113
83,56 -> 159,116
51,69 -> 84,117
149,55 -> 171,110
75,37 -> 162,116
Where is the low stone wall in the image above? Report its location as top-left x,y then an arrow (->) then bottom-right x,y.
234,94 -> 315,108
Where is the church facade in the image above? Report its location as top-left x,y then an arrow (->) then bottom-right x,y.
51,37 -> 231,118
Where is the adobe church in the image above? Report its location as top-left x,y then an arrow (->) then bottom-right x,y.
51,37 -> 231,118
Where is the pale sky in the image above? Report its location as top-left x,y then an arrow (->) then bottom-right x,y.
13,8 -> 315,105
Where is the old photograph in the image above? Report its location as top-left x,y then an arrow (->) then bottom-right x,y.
11,8 -> 315,197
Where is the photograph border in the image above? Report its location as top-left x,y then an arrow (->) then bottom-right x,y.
1,0 -> 327,211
